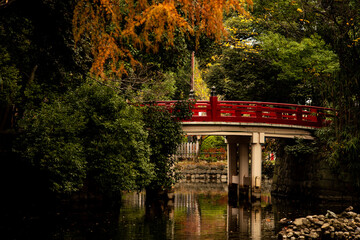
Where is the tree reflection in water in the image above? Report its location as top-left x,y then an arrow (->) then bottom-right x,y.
3,182 -> 356,239
119,183 -> 276,239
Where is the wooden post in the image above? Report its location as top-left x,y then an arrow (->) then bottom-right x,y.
310,108 -> 317,122
296,107 -> 303,124
255,103 -> 262,120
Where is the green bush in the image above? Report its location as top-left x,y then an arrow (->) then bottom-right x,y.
142,104 -> 183,191
200,136 -> 226,151
16,81 -> 154,193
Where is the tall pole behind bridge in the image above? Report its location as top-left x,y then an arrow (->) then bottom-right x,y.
191,51 -> 195,91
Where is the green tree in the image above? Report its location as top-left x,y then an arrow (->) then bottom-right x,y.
0,0 -> 91,118
16,81 -> 154,193
254,0 -> 360,123
0,47 -> 21,131
259,32 -> 339,104
255,0 -> 360,187
142,104 -> 183,192
16,98 -> 88,193
205,14 -> 339,104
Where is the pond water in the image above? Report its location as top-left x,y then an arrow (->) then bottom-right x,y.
118,183 -> 275,240
1,182 -> 355,239
116,182 -> 356,240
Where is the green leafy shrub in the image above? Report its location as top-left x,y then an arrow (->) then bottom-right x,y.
142,104 -> 183,191
200,136 -> 226,151
16,100 -> 87,193
16,81 -> 154,193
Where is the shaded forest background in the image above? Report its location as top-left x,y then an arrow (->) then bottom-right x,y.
0,0 -> 359,198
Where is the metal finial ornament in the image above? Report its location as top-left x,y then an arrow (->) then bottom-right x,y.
211,86 -> 216,97
189,89 -> 195,99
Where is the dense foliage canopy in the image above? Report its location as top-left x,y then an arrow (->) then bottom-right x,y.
16,82 -> 154,193
205,15 -> 339,104
73,0 -> 253,78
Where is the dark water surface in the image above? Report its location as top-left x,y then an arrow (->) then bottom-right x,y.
117,183 -> 275,240
1,182 -> 356,240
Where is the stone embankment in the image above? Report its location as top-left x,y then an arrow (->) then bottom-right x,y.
278,206 -> 360,239
176,161 -> 227,183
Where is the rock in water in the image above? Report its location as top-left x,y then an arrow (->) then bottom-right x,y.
293,218 -> 305,227
277,207 -> 360,239
326,210 -> 338,219
345,206 -> 354,212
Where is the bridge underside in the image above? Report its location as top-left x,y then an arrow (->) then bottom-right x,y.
182,122 -> 315,139
182,122 -> 316,200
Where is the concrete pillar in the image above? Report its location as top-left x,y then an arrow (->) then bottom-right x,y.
251,132 -> 264,199
238,142 -> 249,187
227,141 -> 238,185
227,136 -> 251,200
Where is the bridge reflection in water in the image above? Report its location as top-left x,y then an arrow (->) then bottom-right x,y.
119,183 -> 275,239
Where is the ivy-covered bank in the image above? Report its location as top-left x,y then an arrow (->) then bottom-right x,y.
272,139 -> 357,201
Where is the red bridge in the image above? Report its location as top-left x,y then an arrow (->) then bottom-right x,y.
156,92 -> 333,199
157,95 -> 332,128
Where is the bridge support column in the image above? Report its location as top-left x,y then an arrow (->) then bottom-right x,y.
227,139 -> 238,199
226,136 -> 250,200
251,132 -> 264,199
239,142 -> 249,196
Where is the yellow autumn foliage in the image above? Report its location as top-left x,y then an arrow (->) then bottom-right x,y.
193,60 -> 210,100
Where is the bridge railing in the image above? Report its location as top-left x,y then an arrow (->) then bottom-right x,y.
156,96 -> 333,128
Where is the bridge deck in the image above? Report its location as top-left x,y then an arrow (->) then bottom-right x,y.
157,96 -> 333,131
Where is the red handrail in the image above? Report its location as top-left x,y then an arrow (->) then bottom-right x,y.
156,96 -> 333,128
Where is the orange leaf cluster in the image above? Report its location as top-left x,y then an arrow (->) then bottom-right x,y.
73,0 -> 253,78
